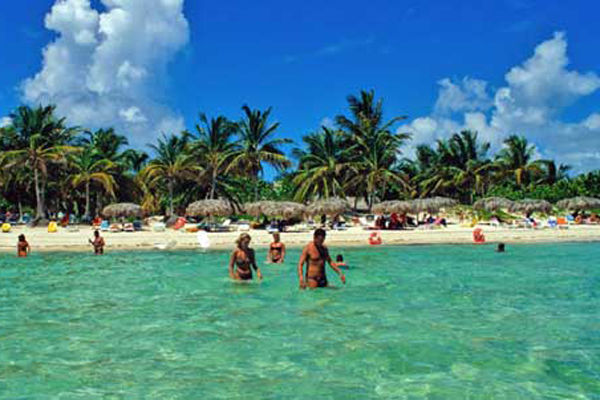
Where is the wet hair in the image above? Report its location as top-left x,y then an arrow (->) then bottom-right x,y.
94,230 -> 100,237
336,254 -> 344,262
18,234 -> 25,241
314,228 -> 326,238
236,233 -> 252,247
497,243 -> 505,252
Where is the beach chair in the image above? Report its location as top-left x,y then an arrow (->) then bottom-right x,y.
237,223 -> 251,232
110,223 -> 122,232
100,220 -> 110,231
133,221 -> 143,231
153,222 -> 166,232
123,223 -> 134,232
557,217 -> 569,229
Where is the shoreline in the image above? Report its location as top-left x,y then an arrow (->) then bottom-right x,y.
1,225 -> 599,253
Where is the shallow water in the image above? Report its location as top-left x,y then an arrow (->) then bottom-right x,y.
1,243 -> 599,399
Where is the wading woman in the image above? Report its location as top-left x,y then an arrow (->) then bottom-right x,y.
229,233 -> 263,281
17,234 -> 30,258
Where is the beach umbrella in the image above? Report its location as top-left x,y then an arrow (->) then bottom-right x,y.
186,199 -> 234,217
556,196 -> 600,211
509,199 -> 552,215
410,197 -> 457,214
102,203 -> 143,218
306,198 -> 348,216
244,201 -> 276,217
245,201 -> 306,218
473,197 -> 515,212
372,200 -> 412,214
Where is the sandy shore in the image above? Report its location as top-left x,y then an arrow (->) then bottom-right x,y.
1,224 -> 599,253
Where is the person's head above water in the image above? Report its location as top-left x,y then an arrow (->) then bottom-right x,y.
497,243 -> 505,252
313,228 -> 327,246
18,234 -> 25,242
236,233 -> 252,249
336,254 -> 344,262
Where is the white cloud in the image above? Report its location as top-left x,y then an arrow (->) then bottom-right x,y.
21,0 -> 190,147
400,32 -> 600,172
0,117 -> 12,128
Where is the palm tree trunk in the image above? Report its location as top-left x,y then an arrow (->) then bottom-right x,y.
210,169 -> 217,200
168,179 -> 174,216
33,168 -> 44,218
254,175 -> 259,202
84,181 -> 91,218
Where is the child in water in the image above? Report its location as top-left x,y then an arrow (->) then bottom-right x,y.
335,254 -> 349,269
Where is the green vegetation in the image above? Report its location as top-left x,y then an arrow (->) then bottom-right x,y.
1,90 -> 598,217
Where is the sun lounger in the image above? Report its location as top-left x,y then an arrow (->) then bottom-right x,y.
110,223 -> 122,232
123,223 -> 134,232
237,223 -> 251,232
153,222 -> 166,232
133,221 -> 143,231
100,220 -> 110,231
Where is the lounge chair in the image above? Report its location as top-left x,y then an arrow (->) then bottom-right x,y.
110,223 -> 122,232
133,221 -> 143,231
213,219 -> 234,232
153,222 -> 166,232
236,223 -> 251,232
123,223 -> 134,232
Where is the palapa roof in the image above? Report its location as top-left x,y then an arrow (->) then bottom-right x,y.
305,198 -> 348,216
372,200 -> 412,214
473,197 -> 515,212
410,197 -> 458,214
556,196 -> 600,211
186,199 -> 234,217
102,203 -> 143,218
244,201 -> 306,218
509,199 -> 552,215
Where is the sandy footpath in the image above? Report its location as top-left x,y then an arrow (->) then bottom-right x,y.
1,224 -> 599,253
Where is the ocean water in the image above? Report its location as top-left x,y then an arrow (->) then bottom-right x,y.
1,243 -> 599,399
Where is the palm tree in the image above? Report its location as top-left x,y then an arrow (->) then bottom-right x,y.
495,135 -> 541,187
140,133 -> 199,216
335,90 -> 411,207
69,147 -> 118,218
78,128 -> 129,163
292,127 -> 353,201
536,160 -> 571,185
0,105 -> 79,218
228,105 -> 292,201
190,113 -> 239,199
122,149 -> 150,173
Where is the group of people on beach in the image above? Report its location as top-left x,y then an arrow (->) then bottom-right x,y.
17,228 -> 347,289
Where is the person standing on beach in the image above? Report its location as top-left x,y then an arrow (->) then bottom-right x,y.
17,234 -> 30,257
89,231 -> 105,255
229,233 -> 263,281
267,232 -> 286,264
298,228 -> 346,289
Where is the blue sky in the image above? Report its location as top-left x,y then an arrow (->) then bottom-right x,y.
1,0 -> 599,173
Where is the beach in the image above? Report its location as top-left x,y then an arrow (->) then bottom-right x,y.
2,224 -> 599,252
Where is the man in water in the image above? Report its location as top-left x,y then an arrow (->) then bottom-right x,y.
89,230 -> 105,255
298,228 -> 346,289
496,243 -> 506,253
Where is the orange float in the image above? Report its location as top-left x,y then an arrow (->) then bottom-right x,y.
473,227 -> 486,244
369,231 -> 383,246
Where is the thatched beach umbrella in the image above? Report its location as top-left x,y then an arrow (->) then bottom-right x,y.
509,199 -> 552,215
102,203 -> 143,218
473,197 -> 515,212
244,201 -> 306,218
306,198 -> 348,216
556,196 -> 600,211
373,200 -> 412,214
244,201 -> 276,217
186,199 -> 234,217
410,197 -> 458,214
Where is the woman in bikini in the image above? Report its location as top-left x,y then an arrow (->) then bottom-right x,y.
267,232 -> 286,264
17,234 -> 30,258
229,233 -> 263,281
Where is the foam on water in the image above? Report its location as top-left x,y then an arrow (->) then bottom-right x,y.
1,242 -> 599,399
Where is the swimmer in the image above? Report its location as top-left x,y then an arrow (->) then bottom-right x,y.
89,230 -> 105,255
335,254 -> 349,269
17,234 -> 30,258
267,232 -> 286,264
298,228 -> 346,289
496,243 -> 505,253
229,233 -> 263,281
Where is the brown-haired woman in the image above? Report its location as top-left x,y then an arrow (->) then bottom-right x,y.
17,234 -> 30,258
229,233 -> 263,281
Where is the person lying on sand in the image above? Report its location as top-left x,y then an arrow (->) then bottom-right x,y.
298,229 -> 346,289
17,234 -> 30,258
89,231 -> 105,255
267,232 -> 286,264
229,233 -> 263,281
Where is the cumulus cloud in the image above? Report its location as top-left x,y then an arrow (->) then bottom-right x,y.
0,117 -> 12,128
400,32 -> 600,172
21,0 -> 190,147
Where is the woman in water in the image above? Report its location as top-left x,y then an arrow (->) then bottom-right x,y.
229,233 -> 263,281
17,234 -> 30,257
267,232 -> 286,263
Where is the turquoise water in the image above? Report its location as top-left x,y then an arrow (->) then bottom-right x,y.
1,243 -> 599,399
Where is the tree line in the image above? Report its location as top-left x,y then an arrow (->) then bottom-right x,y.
1,90 -> 599,219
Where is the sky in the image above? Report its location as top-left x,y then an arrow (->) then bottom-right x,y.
1,0 -> 599,174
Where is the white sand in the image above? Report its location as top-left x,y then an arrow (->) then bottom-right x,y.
1,224 -> 599,253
